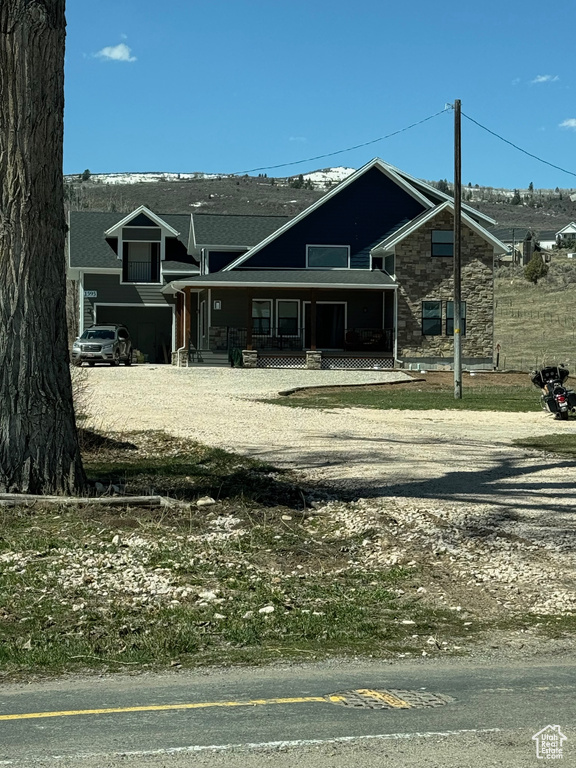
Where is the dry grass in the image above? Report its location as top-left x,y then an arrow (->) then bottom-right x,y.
495,255 -> 576,371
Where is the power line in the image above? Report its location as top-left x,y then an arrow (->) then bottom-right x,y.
462,111 -> 576,180
232,108 -> 451,176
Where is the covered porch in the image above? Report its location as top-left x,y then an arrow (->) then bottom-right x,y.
164,271 -> 398,369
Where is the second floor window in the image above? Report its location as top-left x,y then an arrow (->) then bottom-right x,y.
431,230 -> 454,257
122,242 -> 160,283
307,245 -> 349,269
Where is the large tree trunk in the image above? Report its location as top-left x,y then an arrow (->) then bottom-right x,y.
0,1 -> 86,494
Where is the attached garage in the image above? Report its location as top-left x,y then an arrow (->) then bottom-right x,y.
95,305 -> 173,364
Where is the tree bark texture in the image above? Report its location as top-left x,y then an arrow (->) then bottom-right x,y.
0,1 -> 86,493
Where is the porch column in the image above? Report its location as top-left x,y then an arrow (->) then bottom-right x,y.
175,292 -> 183,349
184,287 -> 192,347
246,290 -> 253,350
310,290 -> 317,351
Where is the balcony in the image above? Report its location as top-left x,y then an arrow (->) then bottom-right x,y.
123,260 -> 159,283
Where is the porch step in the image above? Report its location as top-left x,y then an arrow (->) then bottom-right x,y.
186,351 -> 230,368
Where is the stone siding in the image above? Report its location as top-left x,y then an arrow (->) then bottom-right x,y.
395,209 -> 493,362
209,326 -> 228,351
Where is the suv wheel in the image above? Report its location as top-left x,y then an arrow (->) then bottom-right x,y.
111,352 -> 120,367
124,355 -> 132,366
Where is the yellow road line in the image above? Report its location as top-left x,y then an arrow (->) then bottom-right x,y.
0,696 -> 327,722
355,689 -> 411,708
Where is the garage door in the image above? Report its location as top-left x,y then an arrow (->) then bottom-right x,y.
95,306 -> 173,364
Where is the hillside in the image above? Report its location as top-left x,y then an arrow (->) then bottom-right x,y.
495,254 -> 576,371
65,170 -> 576,234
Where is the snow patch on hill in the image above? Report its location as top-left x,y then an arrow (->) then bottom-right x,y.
64,167 -> 356,189
302,167 -> 355,186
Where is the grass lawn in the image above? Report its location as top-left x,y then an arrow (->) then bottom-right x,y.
1,429 -> 573,679
514,434 -> 576,457
0,431 -> 474,679
270,372 -> 539,413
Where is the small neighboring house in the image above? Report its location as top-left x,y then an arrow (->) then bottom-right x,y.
491,227 -> 557,264
538,230 -> 558,251
68,157 -> 507,370
489,227 -> 528,263
556,221 -> 576,246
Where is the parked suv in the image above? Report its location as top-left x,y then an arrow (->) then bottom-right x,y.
72,325 -> 132,367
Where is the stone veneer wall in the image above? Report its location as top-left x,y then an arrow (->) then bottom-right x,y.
209,326 -> 228,351
395,209 -> 494,362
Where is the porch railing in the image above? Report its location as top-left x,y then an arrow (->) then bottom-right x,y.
343,328 -> 393,352
225,327 -> 393,353
228,327 -> 305,352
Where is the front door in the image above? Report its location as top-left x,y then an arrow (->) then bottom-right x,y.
304,303 -> 346,348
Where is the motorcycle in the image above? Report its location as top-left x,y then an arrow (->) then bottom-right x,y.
530,365 -> 576,420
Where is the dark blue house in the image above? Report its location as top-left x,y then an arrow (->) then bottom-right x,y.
69,158 -> 506,369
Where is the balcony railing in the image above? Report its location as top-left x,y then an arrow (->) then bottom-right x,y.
124,261 -> 157,283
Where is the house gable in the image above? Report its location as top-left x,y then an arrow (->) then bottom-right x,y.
556,221 -> 576,238
229,166 -> 427,271
68,209 -> 196,273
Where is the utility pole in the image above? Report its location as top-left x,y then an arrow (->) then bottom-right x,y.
453,99 -> 462,399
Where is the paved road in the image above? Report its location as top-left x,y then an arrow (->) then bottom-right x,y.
1,659 -> 574,766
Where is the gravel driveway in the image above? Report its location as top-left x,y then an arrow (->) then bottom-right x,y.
81,365 -> 576,620
83,364 -> 576,502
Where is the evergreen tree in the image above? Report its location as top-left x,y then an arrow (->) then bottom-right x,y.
436,179 -> 450,194
524,254 -> 548,284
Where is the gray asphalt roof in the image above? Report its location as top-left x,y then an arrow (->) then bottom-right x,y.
191,214 -> 290,248
488,227 -> 530,241
489,227 -> 558,241
174,269 -> 396,287
163,261 -> 200,273
69,211 -> 193,269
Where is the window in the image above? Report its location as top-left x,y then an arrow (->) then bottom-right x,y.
252,300 -> 272,335
307,245 -> 349,269
446,301 -> 466,336
431,230 -> 454,257
277,300 -> 299,335
422,301 -> 442,335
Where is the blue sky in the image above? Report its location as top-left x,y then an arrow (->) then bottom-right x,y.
64,0 -> 576,188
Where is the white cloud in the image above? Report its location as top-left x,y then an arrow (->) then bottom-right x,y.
532,74 -> 559,84
560,119 -> 576,130
511,77 -> 521,86
95,43 -> 136,63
